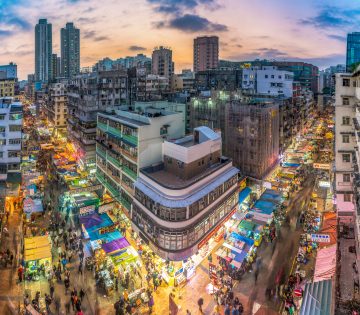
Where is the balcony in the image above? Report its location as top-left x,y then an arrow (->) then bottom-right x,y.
96,145 -> 107,159
96,173 -> 119,197
122,133 -> 138,146
107,154 -> 122,169
97,122 -> 108,132
122,165 -> 137,180
108,126 -> 122,138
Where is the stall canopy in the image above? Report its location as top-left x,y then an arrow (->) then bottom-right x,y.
24,235 -> 52,262
314,244 -> 336,282
102,237 -> 130,254
88,230 -> 122,243
318,212 -> 337,248
300,279 -> 333,315
239,187 -> 252,204
80,213 -> 113,232
252,200 -> 277,215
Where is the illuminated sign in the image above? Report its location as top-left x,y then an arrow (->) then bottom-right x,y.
310,234 -> 330,243
79,205 -> 95,216
313,163 -> 330,170
318,181 -> 331,188
69,184 -> 103,195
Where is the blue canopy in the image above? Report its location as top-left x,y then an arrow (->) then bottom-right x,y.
229,232 -> 254,246
253,200 -> 277,215
239,187 -> 252,204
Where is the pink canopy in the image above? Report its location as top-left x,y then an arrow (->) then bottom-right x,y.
313,244 -> 336,282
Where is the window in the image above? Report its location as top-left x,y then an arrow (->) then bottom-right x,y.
8,151 -> 20,158
271,75 -> 274,79
344,193 -> 352,202
0,139 -> 5,145
278,75 -> 282,79
343,174 -> 351,182
343,98 -> 350,105
9,125 -> 21,132
342,135 -> 350,143
342,116 -> 351,125
9,138 -> 21,145
342,153 -> 351,162
0,115 -> 5,120
265,75 -> 268,79
0,152 -> 3,158
343,78 -> 350,87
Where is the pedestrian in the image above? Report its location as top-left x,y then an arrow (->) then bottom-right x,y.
79,288 -> 85,301
198,297 -> 204,314
148,294 -> 154,313
186,310 -> 191,315
65,300 -> 71,314
78,263 -> 83,275
50,283 -> 55,299
17,265 -> 23,282
45,293 -> 52,314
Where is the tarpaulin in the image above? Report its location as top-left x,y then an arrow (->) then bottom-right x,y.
101,237 -> 130,254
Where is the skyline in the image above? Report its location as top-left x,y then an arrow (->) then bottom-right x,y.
0,0 -> 356,79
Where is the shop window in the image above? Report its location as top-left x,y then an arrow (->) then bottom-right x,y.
344,193 -> 352,202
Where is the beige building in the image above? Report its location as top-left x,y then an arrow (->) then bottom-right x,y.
152,46 -> 174,78
46,82 -> 68,129
193,36 -> 219,72
0,79 -> 15,97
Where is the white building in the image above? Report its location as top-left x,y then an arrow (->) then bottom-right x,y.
132,127 -> 240,260
96,107 -> 184,214
242,66 -> 294,98
0,98 -> 23,197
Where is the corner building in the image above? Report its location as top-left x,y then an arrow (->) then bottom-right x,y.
132,127 -> 240,260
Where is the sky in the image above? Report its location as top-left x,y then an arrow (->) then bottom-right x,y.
0,0 -> 356,79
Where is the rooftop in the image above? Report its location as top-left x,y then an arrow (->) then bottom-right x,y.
169,126 -> 221,148
141,156 -> 231,190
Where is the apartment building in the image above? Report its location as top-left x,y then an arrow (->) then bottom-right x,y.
67,69 -> 129,169
132,126 -> 240,260
0,98 -> 23,198
95,106 -> 184,214
0,79 -> 15,97
45,82 -> 68,129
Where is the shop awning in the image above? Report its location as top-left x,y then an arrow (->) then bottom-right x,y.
300,279 -> 333,315
229,232 -> 254,247
24,235 -> 51,250
101,237 -> 130,254
238,220 -> 256,232
24,246 -> 52,262
239,187 -> 251,204
88,230 -> 122,243
314,245 -> 336,282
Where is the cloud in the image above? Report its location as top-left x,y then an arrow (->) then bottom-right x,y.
0,1 -> 31,33
129,45 -> 146,51
300,5 -> 360,29
156,14 -> 227,33
83,30 -> 109,41
328,34 -> 346,42
0,30 -> 13,38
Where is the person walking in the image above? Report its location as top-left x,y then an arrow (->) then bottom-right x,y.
50,283 -> 55,299
78,263 -> 83,275
45,293 -> 52,314
197,297 -> 204,314
79,288 -> 85,302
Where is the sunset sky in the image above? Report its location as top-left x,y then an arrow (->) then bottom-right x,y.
0,0 -> 356,79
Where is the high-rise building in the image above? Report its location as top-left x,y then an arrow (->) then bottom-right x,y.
51,54 -> 61,80
193,36 -> 219,72
35,19 -> 52,82
45,83 -> 68,129
61,22 -> 80,78
0,63 -> 17,79
346,32 -> 360,72
152,46 -> 173,78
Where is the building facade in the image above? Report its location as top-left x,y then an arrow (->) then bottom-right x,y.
67,70 -> 129,169
95,107 -> 184,214
195,69 -> 242,91
61,22 -> 80,78
45,83 -> 68,129
346,32 -> 360,72
0,98 -> 23,199
0,63 -> 17,79
0,79 -> 15,97
193,36 -> 219,72
132,127 -> 240,260
242,66 -> 294,98
51,54 -> 61,80
152,47 -> 174,78
35,19 -> 52,83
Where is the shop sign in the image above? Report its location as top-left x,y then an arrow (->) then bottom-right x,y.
69,184 -> 103,195
239,178 -> 247,191
98,202 -> 115,214
79,205 -> 95,216
318,181 -> 330,188
99,224 -> 117,235
313,163 -> 330,170
310,234 -> 330,243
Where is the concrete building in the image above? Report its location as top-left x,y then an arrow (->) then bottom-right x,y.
35,19 -> 52,83
51,54 -> 61,80
193,36 -> 219,72
195,69 -> 242,91
0,98 -> 23,200
95,106 -> 185,214
334,72 -> 356,225
152,47 -> 174,78
61,22 -> 80,78
67,69 -> 129,169
0,63 -> 17,79
0,79 -> 15,97
242,66 -> 294,98
224,98 -> 279,179
45,83 -> 68,129
132,126 -> 240,260
95,54 -> 152,71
